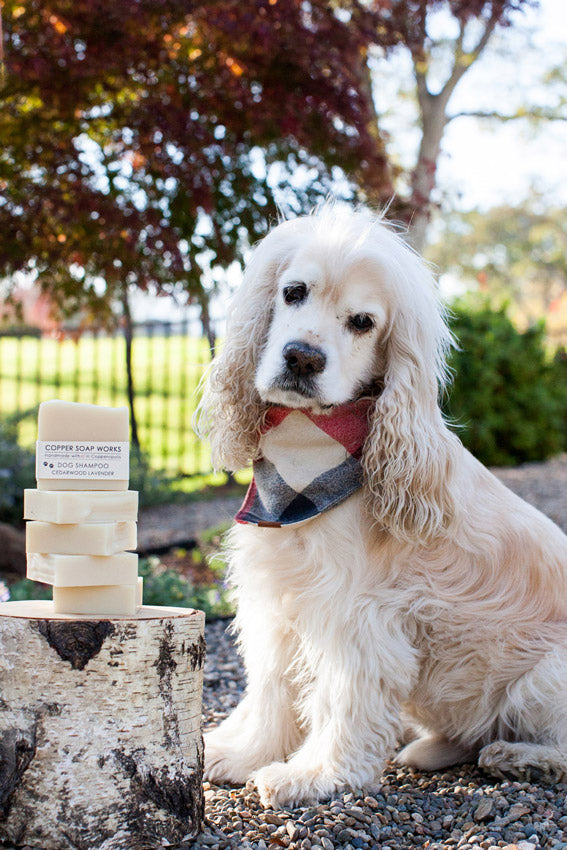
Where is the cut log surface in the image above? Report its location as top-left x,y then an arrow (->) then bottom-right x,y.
0,600 -> 205,850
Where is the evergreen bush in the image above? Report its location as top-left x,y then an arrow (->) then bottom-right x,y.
0,413 -> 36,525
445,304 -> 566,466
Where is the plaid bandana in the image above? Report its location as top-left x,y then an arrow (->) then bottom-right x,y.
235,399 -> 372,528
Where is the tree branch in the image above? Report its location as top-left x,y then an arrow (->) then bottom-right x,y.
412,8 -> 501,120
439,12 -> 499,107
355,44 -> 398,197
448,108 -> 567,122
413,60 -> 430,112
455,17 -> 466,57
410,3 -> 431,111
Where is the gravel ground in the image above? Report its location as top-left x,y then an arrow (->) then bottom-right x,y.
193,620 -> 567,850
4,457 -> 567,849
492,455 -> 567,534
138,495 -> 242,551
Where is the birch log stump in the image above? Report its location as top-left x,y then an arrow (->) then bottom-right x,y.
0,600 -> 205,850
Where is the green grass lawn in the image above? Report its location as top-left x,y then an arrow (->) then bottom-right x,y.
0,332 -> 214,476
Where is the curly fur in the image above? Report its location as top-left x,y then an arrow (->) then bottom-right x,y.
196,203 -> 567,808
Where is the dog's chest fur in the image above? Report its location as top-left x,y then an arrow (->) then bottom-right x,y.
230,481 -> 567,749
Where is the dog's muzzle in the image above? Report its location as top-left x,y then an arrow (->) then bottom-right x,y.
268,341 -> 327,399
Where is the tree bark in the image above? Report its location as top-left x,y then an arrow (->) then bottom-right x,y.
0,600 -> 205,850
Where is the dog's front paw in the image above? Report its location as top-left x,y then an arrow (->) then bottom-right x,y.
253,761 -> 344,809
204,728 -> 264,785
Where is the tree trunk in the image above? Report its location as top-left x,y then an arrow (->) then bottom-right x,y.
199,297 -> 216,358
121,286 -> 140,449
0,600 -> 205,850
0,6 -> 5,89
407,95 -> 447,255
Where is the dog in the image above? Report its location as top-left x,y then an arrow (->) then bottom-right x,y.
195,203 -> 567,809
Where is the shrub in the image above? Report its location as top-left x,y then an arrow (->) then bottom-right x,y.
0,412 -> 36,525
195,522 -> 231,577
550,347 -> 567,445
8,578 -> 51,601
139,556 -> 233,619
445,304 -> 566,466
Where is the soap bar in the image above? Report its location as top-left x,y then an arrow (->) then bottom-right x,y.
37,400 -> 129,491
53,578 -> 143,615
137,575 -> 143,606
24,489 -> 138,524
27,552 -> 139,587
26,521 -> 137,556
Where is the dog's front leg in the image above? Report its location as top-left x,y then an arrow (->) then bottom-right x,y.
204,600 -> 302,785
253,611 -> 418,808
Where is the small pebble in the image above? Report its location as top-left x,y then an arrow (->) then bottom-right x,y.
197,834 -> 220,846
286,820 -> 300,841
474,797 -> 495,821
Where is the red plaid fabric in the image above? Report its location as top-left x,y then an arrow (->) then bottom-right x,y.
235,399 -> 372,527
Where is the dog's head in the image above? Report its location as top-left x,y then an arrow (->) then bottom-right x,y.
254,227 -> 388,411
196,204 -> 459,541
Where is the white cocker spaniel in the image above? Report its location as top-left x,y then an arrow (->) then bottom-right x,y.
195,203 -> 567,809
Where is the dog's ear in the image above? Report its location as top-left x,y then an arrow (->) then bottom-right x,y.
194,220 -> 303,472
362,252 -> 460,542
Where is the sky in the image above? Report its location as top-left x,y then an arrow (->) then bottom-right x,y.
439,0 -> 567,210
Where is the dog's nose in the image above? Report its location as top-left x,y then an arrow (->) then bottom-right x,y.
283,341 -> 326,377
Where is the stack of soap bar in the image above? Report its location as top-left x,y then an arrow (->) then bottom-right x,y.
25,400 -> 142,615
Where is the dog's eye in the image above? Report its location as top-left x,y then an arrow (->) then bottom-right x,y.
283,282 -> 307,305
348,313 -> 374,333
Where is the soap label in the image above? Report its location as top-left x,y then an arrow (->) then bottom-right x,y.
36,441 -> 130,481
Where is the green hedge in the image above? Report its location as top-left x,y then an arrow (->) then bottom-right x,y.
445,304 -> 567,466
